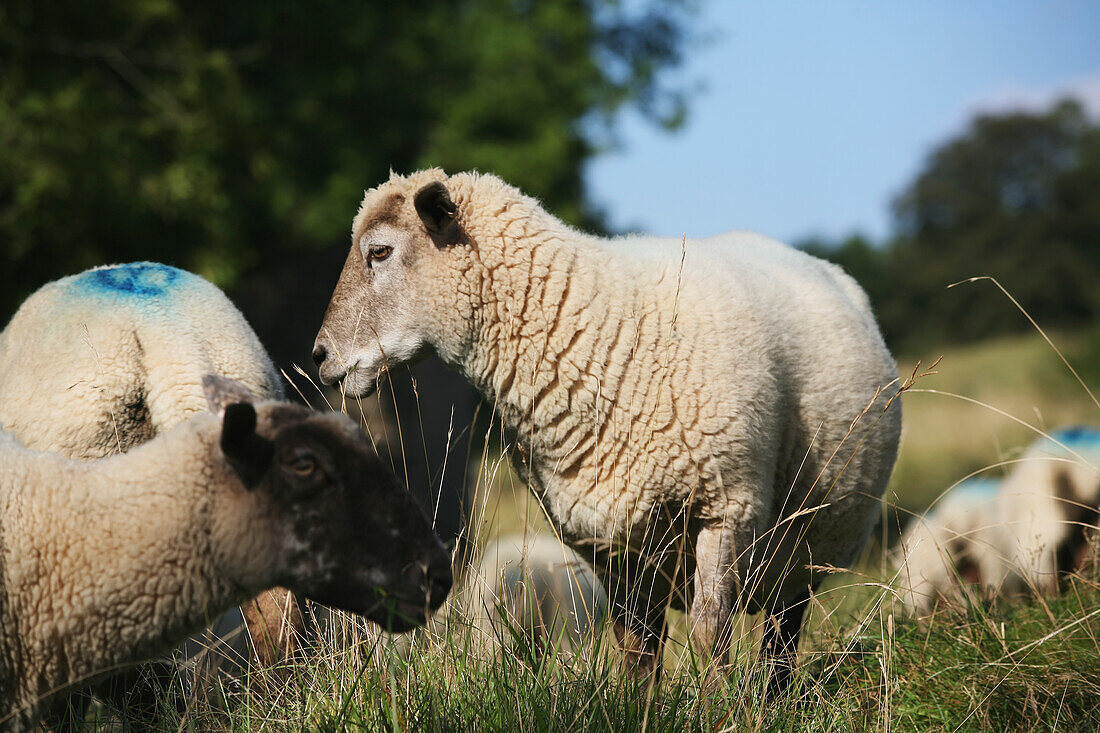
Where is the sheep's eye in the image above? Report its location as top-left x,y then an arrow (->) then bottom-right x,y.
290,455 -> 316,476
368,245 -> 393,263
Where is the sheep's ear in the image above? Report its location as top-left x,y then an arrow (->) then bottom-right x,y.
414,182 -> 464,245
203,374 -> 258,418
220,402 -> 273,490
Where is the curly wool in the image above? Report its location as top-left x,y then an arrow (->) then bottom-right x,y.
0,417 -> 270,730
334,170 -> 902,614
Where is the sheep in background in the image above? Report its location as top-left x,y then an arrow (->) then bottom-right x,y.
897,427 -> 1100,615
313,169 -> 902,691
992,426 -> 1100,596
469,534 -> 608,662
0,263 -> 297,713
0,376 -> 452,730
895,477 -> 1001,615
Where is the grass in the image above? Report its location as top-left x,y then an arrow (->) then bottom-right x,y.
97,557 -> 1100,731
76,320 -> 1100,731
891,326 -> 1100,514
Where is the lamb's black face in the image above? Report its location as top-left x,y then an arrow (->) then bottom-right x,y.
207,377 -> 451,632
266,407 -> 451,631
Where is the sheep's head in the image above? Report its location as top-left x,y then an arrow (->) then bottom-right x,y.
204,375 -> 451,632
313,170 -> 473,397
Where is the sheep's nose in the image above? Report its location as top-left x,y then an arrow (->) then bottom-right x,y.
312,343 -> 327,367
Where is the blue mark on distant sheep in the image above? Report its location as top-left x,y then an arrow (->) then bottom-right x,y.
955,477 -> 1001,500
79,263 -> 184,298
1050,426 -> 1100,450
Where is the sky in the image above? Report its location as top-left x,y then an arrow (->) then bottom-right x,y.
585,0 -> 1100,245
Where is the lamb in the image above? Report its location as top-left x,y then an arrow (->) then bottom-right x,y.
897,427 -> 1100,615
313,169 -> 902,691
0,375 -> 452,730
469,534 -> 608,661
0,263 -> 298,712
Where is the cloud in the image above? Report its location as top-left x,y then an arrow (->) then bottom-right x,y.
965,72 -> 1100,119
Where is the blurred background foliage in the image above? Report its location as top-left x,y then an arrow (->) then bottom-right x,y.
0,0 -> 691,365
801,99 -> 1100,356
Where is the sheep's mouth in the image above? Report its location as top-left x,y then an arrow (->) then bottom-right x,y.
307,586 -> 432,632
336,367 -> 378,399
360,594 -> 434,633
378,597 -> 434,631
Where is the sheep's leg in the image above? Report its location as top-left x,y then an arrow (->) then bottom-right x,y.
242,587 -> 307,667
610,595 -> 666,683
759,590 -> 812,697
591,541 -> 671,683
688,520 -> 738,673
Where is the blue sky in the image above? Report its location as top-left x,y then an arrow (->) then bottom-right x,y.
586,0 -> 1100,244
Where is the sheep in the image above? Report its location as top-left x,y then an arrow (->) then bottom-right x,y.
0,375 -> 451,730
468,534 -> 608,662
896,427 -> 1100,615
895,477 -> 1002,615
0,263 -> 297,712
0,262 -> 284,457
312,169 -> 902,692
991,426 -> 1100,596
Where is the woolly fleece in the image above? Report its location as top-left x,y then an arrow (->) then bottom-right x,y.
317,170 -> 902,663
0,416 -> 273,728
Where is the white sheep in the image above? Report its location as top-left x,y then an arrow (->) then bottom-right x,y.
897,427 -> 1100,615
313,169 -> 902,691
469,534 -> 608,661
0,376 -> 452,730
991,426 -> 1100,596
895,477 -> 1002,615
0,262 -> 283,458
0,263 -> 295,714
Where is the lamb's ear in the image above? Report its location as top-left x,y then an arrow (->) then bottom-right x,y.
203,374 -> 258,418
220,402 -> 274,490
414,182 -> 465,245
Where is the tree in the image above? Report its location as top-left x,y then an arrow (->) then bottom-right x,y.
887,99 -> 1100,349
0,0 -> 694,357
806,99 -> 1100,354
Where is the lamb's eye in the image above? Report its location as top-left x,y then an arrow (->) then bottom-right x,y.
368,244 -> 393,263
290,455 -> 316,476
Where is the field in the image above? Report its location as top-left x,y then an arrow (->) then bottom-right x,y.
85,327 -> 1100,731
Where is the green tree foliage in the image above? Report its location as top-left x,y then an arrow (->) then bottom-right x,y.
0,0 -> 693,358
805,99 -> 1100,354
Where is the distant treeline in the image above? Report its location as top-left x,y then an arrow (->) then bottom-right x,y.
801,99 -> 1100,356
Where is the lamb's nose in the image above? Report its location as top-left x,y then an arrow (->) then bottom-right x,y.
312,343 -> 327,367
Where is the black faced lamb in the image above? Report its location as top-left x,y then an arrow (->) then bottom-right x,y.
0,376 -> 452,730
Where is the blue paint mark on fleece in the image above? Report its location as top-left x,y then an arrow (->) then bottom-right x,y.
78,263 -> 184,298
954,477 -> 1001,502
1050,426 -> 1100,450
